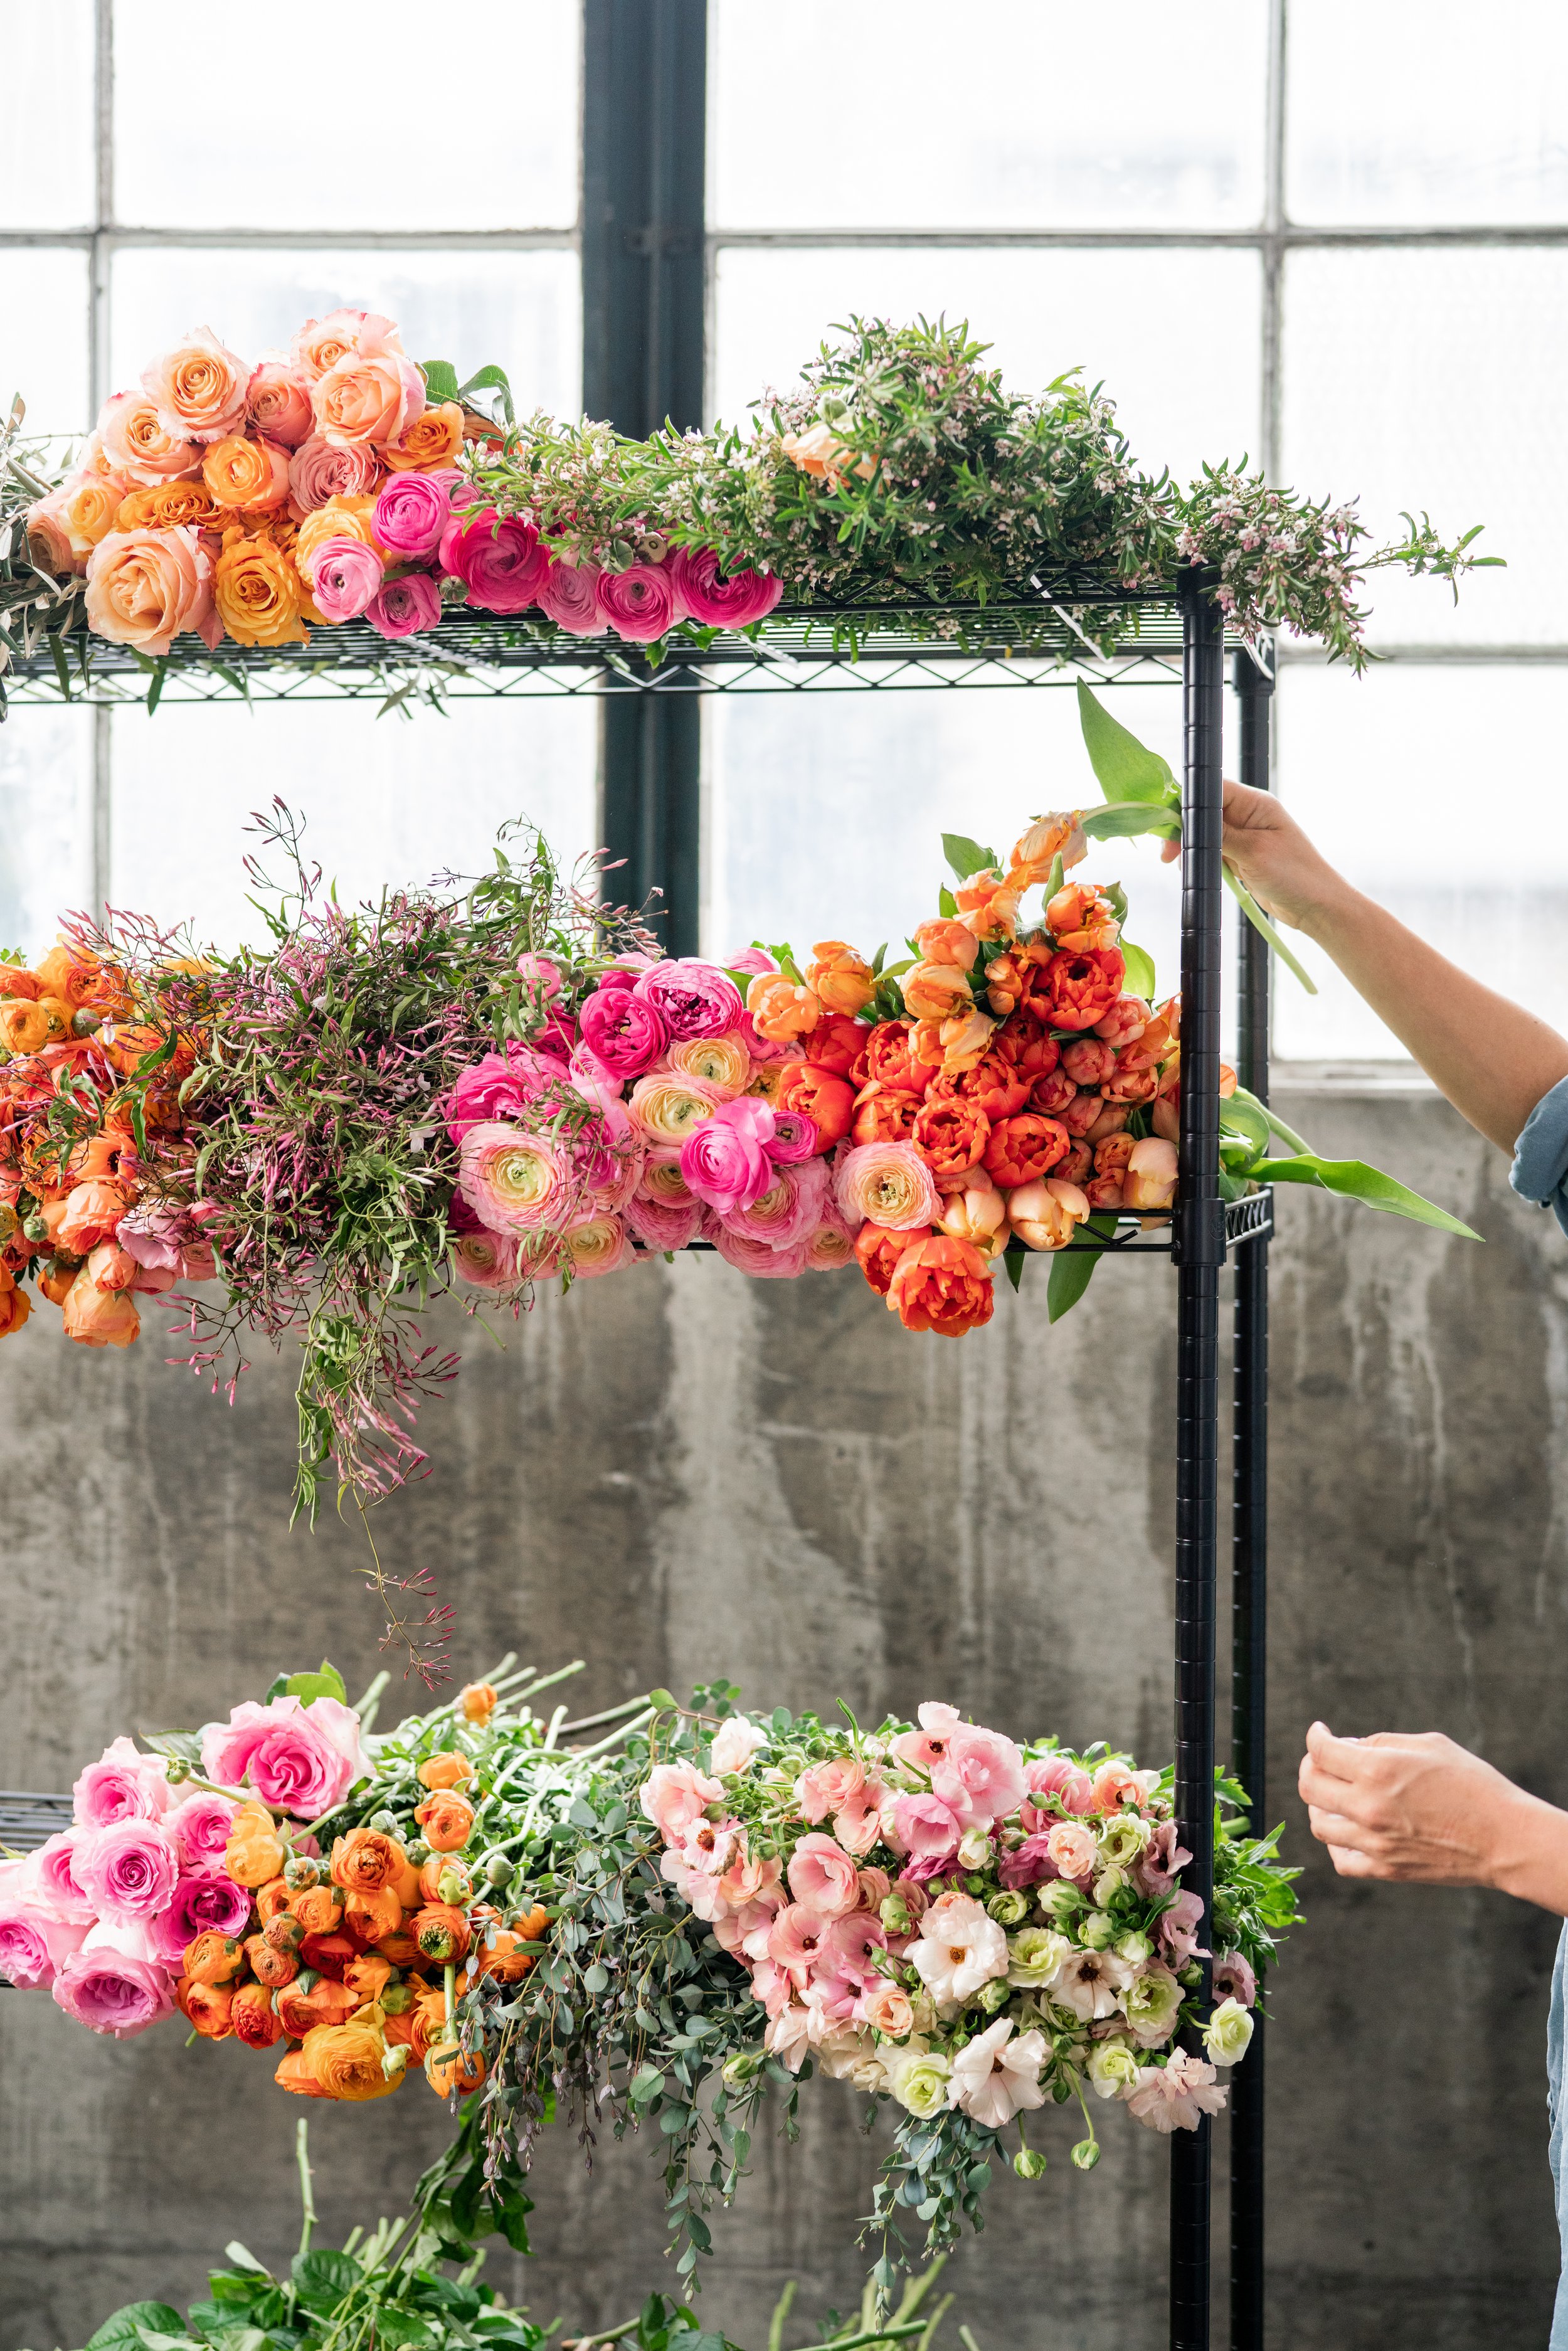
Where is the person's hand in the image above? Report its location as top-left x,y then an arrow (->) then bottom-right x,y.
1298,1720 -> 1556,1894
1158,781 -> 1355,933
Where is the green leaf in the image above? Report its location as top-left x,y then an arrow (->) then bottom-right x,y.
1076,682 -> 1178,804
1217,1091 -> 1273,1157
938,886 -> 957,918
282,1661 -> 347,1706
1079,800 -> 1182,843
374,2316 -> 435,2349
1120,938 -> 1157,998
418,360 -> 462,404
1222,866 -> 1316,994
941,832 -> 999,881
88,2306 -> 186,2350
1230,1084 -> 1310,1154
1003,1249 -> 1024,1293
1045,1213 -> 1120,1322
291,2251 -> 361,2307
1258,1153 -> 1482,1239
219,2247 -> 270,2278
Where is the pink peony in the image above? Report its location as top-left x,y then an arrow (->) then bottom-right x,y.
640,1760 -> 723,1842
77,1820 -> 180,1921
625,1194 -> 701,1251
368,572 -> 442,638
22,1830 -> 97,1923
1045,1820 -> 1099,1882
931,1724 -> 1026,1831
373,469 -> 458,558
246,358 -> 315,448
537,556 -> 605,634
201,1694 -> 365,1817
668,546 -> 783,629
579,986 -> 669,1080
309,536 -> 384,622
439,507 -> 549,613
1125,2050 -> 1227,2134
73,1735 -> 171,1828
786,1833 -> 861,1918
595,561 -> 677,642
891,1790 -> 963,1865
288,435 -> 381,515
681,1098 -> 778,1217
633,959 -> 744,1041
51,1938 -> 173,2039
162,1790 -> 239,1870
149,1869 -> 255,1965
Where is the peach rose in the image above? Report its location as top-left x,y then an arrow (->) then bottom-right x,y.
115,480 -> 225,533
382,403 -> 464,471
201,435 -> 290,513
85,526 -> 221,655
746,970 -> 820,1042
313,322 -> 425,448
294,495 -> 381,583
61,1268 -> 140,1349
246,358 -> 315,448
142,327 -> 250,445
24,499 -> 76,576
886,1233 -> 996,1337
805,942 -> 876,1018
290,308 -> 401,386
35,470 -> 134,569
96,390 -> 203,486
1124,1136 -> 1179,1212
213,530 -> 309,647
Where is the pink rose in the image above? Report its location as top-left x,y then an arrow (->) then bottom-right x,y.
579,986 -> 669,1080
77,1820 -> 180,1921
705,1220 -> 811,1277
890,1790 -> 963,1865
312,327 -> 425,448
288,435 -> 382,515
73,1735 -> 171,1828
669,546 -> 783,629
95,390 -> 202,485
439,507 -> 549,613
85,527 -> 221,656
0,1892 -> 88,1989
681,1098 -> 777,1217
141,326 -> 250,444
162,1790 -> 238,1870
309,536 -> 384,622
931,1725 -> 1026,1831
373,469 -> 458,558
595,561 -> 676,643
624,1194 -> 700,1251
51,1938 -> 173,2039
1044,1820 -> 1099,1882
639,1760 -> 723,1842
21,1830 -> 97,1923
246,358 -> 315,448
537,556 -> 605,634
634,959 -> 744,1042
367,573 -> 442,638
200,1694 -> 365,1817
149,1869 -> 255,1965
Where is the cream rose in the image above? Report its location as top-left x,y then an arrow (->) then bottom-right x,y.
141,326 -> 250,444
95,391 -> 203,486
85,527 -> 219,655
312,317 -> 425,449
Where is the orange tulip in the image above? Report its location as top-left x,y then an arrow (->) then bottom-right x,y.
805,942 -> 876,1018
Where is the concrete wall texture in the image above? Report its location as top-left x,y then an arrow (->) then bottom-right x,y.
3,1079 -> 1565,2350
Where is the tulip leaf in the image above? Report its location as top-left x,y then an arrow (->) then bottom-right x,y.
1077,682 -> 1179,805
1255,1152 -> 1481,1239
1217,1091 -> 1273,1157
1229,1084 -> 1310,1155
1120,938 -> 1157,999
1079,800 -> 1182,843
1223,866 -> 1316,993
941,832 -> 999,881
1046,1213 -> 1121,1323
1003,1247 -> 1025,1293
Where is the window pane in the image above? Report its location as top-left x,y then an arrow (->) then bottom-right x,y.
1273,662 -> 1568,1059
1288,1 -> 1568,225
0,248 -> 91,437
712,247 -> 1262,491
0,706 -> 93,955
1281,247 -> 1568,647
113,0 -> 578,230
110,700 -> 598,950
0,0 -> 95,228
710,0 -> 1266,228
110,248 -> 581,420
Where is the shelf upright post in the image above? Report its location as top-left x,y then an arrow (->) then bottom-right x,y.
1229,642 -> 1274,2351
1172,570 -> 1226,2351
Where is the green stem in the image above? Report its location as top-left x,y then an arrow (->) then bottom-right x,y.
296,2116 -> 317,2258
443,1961 -> 455,2037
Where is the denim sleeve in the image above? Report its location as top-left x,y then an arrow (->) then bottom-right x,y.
1512,1073 -> 1568,1239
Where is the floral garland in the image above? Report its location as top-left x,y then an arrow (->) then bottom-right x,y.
0,1662 -> 1299,2298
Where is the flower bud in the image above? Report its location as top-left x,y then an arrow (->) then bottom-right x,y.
381,2043 -> 409,2079
1078,1911 -> 1116,1951
956,1827 -> 993,1871
283,1855 -> 322,1891
22,1215 -> 48,1243
1013,2147 -> 1049,2180
405,1839 -> 431,1867
1092,1866 -> 1126,1906
1071,2138 -> 1101,2171
437,1865 -> 469,1906
484,1852 -> 516,1891
366,1810 -> 400,1837
721,2052 -> 758,2088
1038,1881 -> 1086,1921
380,1980 -> 415,2014
985,1887 -> 1030,1927
975,1977 -> 1011,2016
1116,1930 -> 1153,1965
163,1755 -> 191,1785
879,1893 -> 913,1936
71,1007 -> 103,1037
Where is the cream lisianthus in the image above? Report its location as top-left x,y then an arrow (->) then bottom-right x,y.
1086,2037 -> 1143,2100
1005,1926 -> 1072,1989
1097,1813 -> 1151,1869
1121,1963 -> 1185,2047
882,2042 -> 950,2119
1202,1995 -> 1255,2067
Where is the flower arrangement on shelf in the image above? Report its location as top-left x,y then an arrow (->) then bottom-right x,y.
0,1658 -> 1300,2298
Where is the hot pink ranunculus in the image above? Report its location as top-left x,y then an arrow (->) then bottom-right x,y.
73,1735 -> 171,1828
373,469 -> 458,558
439,507 -> 549,613
786,1833 -> 862,1919
288,435 -> 382,515
668,546 -> 783,629
633,958 -> 743,1041
722,1157 -> 827,1250
578,986 -> 669,1080
595,561 -> 677,643
639,1760 -> 724,1842
681,1098 -> 778,1218
149,1869 -> 257,1965
931,1724 -> 1026,1831
890,1790 -> 963,1865
51,1936 -> 173,2038
162,1790 -> 238,1870
444,1049 -> 572,1144
368,572 -> 442,638
77,1820 -> 180,1921
309,536 -> 384,622
536,556 -> 605,634
767,1110 -> 819,1165
200,1694 -> 365,1818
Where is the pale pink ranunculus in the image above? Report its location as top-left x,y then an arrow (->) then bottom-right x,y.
148,1868 -> 255,1965
309,536 -> 384,622
833,1783 -> 888,1857
85,526 -> 221,655
1214,1951 -> 1258,2008
368,573 -> 442,639
452,1226 -> 521,1288
681,1098 -> 777,1218
22,1830 -> 97,1923
711,1716 -> 767,1776
77,1820 -> 180,1923
51,1936 -> 173,2039
890,1790 -> 964,1864
564,1213 -> 633,1279
1045,1819 -> 1100,1882
73,1735 -> 171,1828
537,556 -> 605,634
805,1211 -> 857,1271
458,1121 -> 578,1236
624,1194 -> 701,1251
95,390 -> 202,485
595,561 -> 677,643
705,1220 -> 811,1278
440,507 -> 549,613
1024,1754 -> 1095,1816
786,1832 -> 861,1918
723,1157 -> 827,1250
930,1724 -> 1026,1832
200,1694 -> 365,1818
373,469 -> 458,558
639,1759 -> 724,1843
1125,2049 -> 1227,2134
0,1889 -> 88,1988
162,1790 -> 238,1871
713,1890 -> 782,1960
819,1909 -> 887,1987
246,357 -> 315,447
312,327 -> 425,448
716,1847 -> 780,1913
835,1140 -> 941,1233
948,2018 -> 1049,2129
142,326 -> 250,444
667,546 -> 783,629
890,1701 -> 964,1776
907,1891 -> 1008,2005
288,434 -> 382,515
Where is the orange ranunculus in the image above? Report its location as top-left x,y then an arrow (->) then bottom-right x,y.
416,1751 -> 475,1792
1047,948 -> 1125,1033
254,1877 -> 293,1926
396,1989 -> 452,2064
182,1931 -> 246,1986
66,1126 -> 135,1185
331,1827 -> 406,1893
391,1856 -> 422,1909
460,1910 -> 546,1991
274,1975 -> 358,2039
201,436 -> 290,514
414,1790 -> 475,1852
57,1180 -> 127,1255
61,1266 -> 139,1349
300,1931 -> 359,1980
374,1927 -> 423,1968
901,961 -> 973,1022
0,1270 -> 31,1338
86,1241 -> 137,1294
1123,1137 -> 1179,1213
418,1854 -> 474,1907
411,1903 -> 471,1965
37,1261 -> 78,1308
886,1233 -> 995,1338
773,1063 -> 854,1151
213,529 -> 309,647
382,403 -> 464,471
225,1803 -> 287,1889
745,970 -> 820,1043
805,942 -> 876,1018
426,2041 -> 486,2097
275,2047 -> 332,2098
288,1884 -> 344,1935
178,1977 -> 235,2040
301,2019 -> 403,2101
953,869 -> 1025,943
231,1982 -> 284,2049
910,1095 -> 990,1179
343,1886 -> 403,1946
458,1680 -> 499,1726
244,1933 -> 297,1990
850,1084 -> 922,1147
0,965 -> 41,1001
0,997 -> 71,1054
983,1112 -> 1071,1190
344,1953 -> 395,2003
1007,1176 -> 1092,1252
262,1911 -> 305,1955
862,1019 -> 939,1096
852,1221 -> 932,1298
115,480 -> 226,533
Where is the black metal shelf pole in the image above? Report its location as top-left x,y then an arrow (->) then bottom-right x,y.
1172,571 -> 1226,2351
1229,644 -> 1274,2351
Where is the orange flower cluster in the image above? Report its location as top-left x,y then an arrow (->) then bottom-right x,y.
174,1770 -> 548,2103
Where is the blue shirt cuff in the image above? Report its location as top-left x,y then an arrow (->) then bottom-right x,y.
1511,1072 -> 1568,1238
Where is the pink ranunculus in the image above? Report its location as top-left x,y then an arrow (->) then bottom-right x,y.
309,536 -> 384,622
595,561 -> 677,643
536,556 -> 605,634
997,1832 -> 1061,1891
833,1785 -> 888,1857
246,357 -> 315,448
73,1735 -> 171,1828
439,507 -> 549,614
444,1048 -> 571,1144
710,1717 -> 768,1778
368,572 -> 442,639
452,1227 -> 521,1288
579,986 -> 669,1080
162,1790 -> 239,1870
149,1869 -> 255,1965
931,1724 -> 1027,1832
373,469 -> 458,558
288,434 -> 382,516
787,1832 -> 861,1918
1044,1820 -> 1099,1882
797,1756 -> 866,1825
706,1221 -> 811,1278
592,1139 -> 645,1215
767,1110 -> 819,1165
51,1936 -> 173,2039
0,1891 -> 88,1989
805,1209 -> 856,1271
668,546 -> 784,629
564,1212 -> 634,1279
723,1157 -> 827,1250
834,1140 -> 942,1233
1157,1888 -> 1209,1965
200,1694 -> 365,1818
681,1097 -> 777,1217
890,1790 -> 964,1865
713,1892 -> 781,1958
1024,1754 -> 1096,1816
1134,1817 -> 1192,1899
767,1902 -> 835,1978
890,1701 -> 964,1776
1214,1951 -> 1258,2007
633,958 -> 743,1041
639,1760 -> 724,1842
77,1820 -> 180,1922
141,326 -> 250,444
22,1830 -> 97,1923
114,1207 -> 182,1275
624,1194 -> 701,1251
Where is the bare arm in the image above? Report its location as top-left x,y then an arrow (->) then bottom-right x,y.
1164,783 -> 1568,1153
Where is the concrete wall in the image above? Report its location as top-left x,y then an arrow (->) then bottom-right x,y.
3,1078 -> 1564,2351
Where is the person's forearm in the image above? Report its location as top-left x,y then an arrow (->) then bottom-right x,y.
1303,881 -> 1568,1154
1489,1788 -> 1568,1916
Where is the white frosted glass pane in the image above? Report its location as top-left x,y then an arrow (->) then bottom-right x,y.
1281,248 -> 1568,647
0,249 -> 90,438
110,248 -> 580,420
0,706 -> 93,954
1274,663 -> 1568,1059
712,248 -> 1261,489
113,1 -> 577,230
1288,2 -> 1568,225
711,1 -> 1265,228
110,700 -> 597,951
0,1 -> 95,228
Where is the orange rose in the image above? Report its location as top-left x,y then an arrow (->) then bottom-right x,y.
225,1803 -> 287,1888
294,495 -> 381,583
201,435 -> 290,514
231,1982 -> 284,2049
244,1933 -> 297,1990
805,942 -> 876,1018
772,1063 -> 854,1151
213,529 -> 309,647
177,1977 -> 235,2040
330,1827 -> 406,1894
417,1751 -> 475,1792
418,1854 -> 474,1906
37,471 -> 134,567
901,961 -> 973,1022
300,2017 -> 404,2101
885,1233 -> 995,1338
61,1268 -> 140,1349
411,1903 -> 471,1965
115,481 -> 226,533
0,997 -> 72,1054
0,1270 -> 32,1339
143,327 -> 251,445
414,1789 -> 475,1852
850,1085 -> 922,1147
182,1931 -> 246,1986
458,1681 -> 499,1726
343,1886 -> 403,1945
745,970 -> 820,1043
97,390 -> 203,486
853,1221 -> 933,1298
275,2047 -> 332,2099
345,1953 -> 395,2003
289,1883 -> 345,1934
381,403 -> 464,471
426,2041 -> 486,2097
910,1096 -> 990,1179
274,1975 -> 358,2039
85,526 -> 217,656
